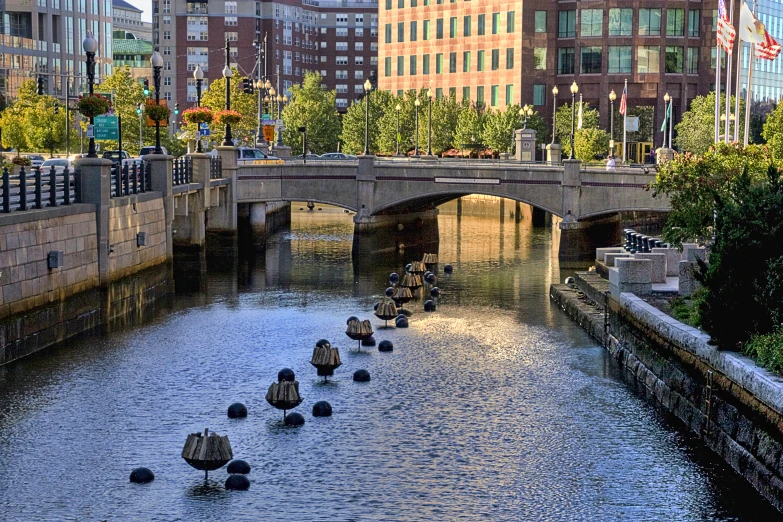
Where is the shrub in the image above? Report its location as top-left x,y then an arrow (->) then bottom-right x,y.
11,156 -> 30,166
745,328 -> 783,374
670,287 -> 707,327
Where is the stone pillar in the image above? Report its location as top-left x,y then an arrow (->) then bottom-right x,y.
146,154 -> 174,260
656,147 -> 674,164
515,129 -> 536,162
560,159 -> 581,220
173,153 -> 210,249
546,143 -> 562,165
74,157 -> 112,286
355,155 -> 376,217
207,146 -> 238,233
248,202 -> 267,248
531,207 -> 548,227
273,145 -> 292,158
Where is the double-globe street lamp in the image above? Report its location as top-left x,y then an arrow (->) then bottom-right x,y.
569,81 -> 578,160
82,33 -> 98,158
609,89 -> 616,158
151,49 -> 164,154
520,104 -> 533,129
663,92 -> 673,149
193,65 -> 204,152
222,38 -> 233,147
276,93 -> 285,147
363,78 -> 372,155
551,85 -> 558,145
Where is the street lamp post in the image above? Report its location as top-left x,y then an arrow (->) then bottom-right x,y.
277,94 -> 286,147
222,38 -> 233,147
395,104 -> 401,155
254,38 -> 266,148
82,33 -> 98,158
414,98 -> 421,155
276,93 -> 283,146
151,49 -> 164,154
609,90 -> 616,158
363,79 -> 372,155
194,65 -> 204,152
569,81 -> 578,160
426,88 -> 434,155
664,92 -> 673,149
136,103 -> 143,150
551,86 -> 558,144
520,104 -> 532,129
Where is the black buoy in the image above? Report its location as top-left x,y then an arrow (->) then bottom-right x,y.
227,402 -> 248,419
378,340 -> 394,352
346,316 -> 359,324
278,368 -> 295,382
225,474 -> 250,491
405,263 -> 412,273
227,460 -> 251,475
362,336 -> 376,346
395,315 -> 409,328
385,287 -> 395,297
285,412 -> 306,426
398,308 -> 412,317
389,272 -> 400,284
423,271 -> 432,280
430,287 -> 440,297
313,401 -> 333,417
130,467 -> 154,484
444,264 -> 453,273
424,300 -> 437,312
425,273 -> 436,285
353,369 -> 371,382
316,339 -> 331,349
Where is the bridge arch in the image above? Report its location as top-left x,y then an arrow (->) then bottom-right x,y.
370,190 -> 563,218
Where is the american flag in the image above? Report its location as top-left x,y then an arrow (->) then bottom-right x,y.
619,85 -> 627,115
717,0 -> 736,53
718,0 -> 727,20
756,30 -> 782,60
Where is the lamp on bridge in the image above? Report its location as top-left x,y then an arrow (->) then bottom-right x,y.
569,81 -> 578,160
82,32 -> 98,158
520,104 -> 533,130
363,78 -> 372,155
395,104 -> 402,155
426,88 -> 434,156
414,97 -> 421,155
151,49 -> 164,154
222,38 -> 233,147
276,93 -> 284,146
609,89 -> 616,158
551,85 -> 558,145
663,92 -> 673,149
194,65 -> 204,152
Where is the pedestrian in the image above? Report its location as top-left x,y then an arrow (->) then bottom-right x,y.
606,156 -> 616,171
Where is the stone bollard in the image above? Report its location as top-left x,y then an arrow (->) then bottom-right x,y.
679,260 -> 701,297
687,247 -> 706,264
596,247 -> 626,264
146,154 -> 174,260
652,247 -> 681,277
604,252 -> 634,267
609,258 -> 652,297
74,157 -> 113,286
634,253 -> 667,283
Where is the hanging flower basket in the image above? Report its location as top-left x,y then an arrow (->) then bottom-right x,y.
76,94 -> 110,118
214,109 -> 242,126
145,104 -> 171,123
182,107 -> 214,125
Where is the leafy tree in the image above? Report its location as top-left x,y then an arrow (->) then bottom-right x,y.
573,127 -> 611,161
525,111 -> 550,150
762,101 -> 783,163
376,90 -> 415,155
94,67 -> 147,155
340,89 -> 394,155
198,68 -> 259,143
555,101 -> 599,157
281,72 -> 341,154
14,79 -> 42,110
452,102 -> 485,155
675,92 -> 744,155
417,92 -> 460,155
610,105 -> 655,144
651,142 -> 771,246
24,98 -> 66,157
482,104 -> 521,155
0,108 -> 27,155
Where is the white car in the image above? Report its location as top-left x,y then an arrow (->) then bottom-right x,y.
319,152 -> 357,160
24,154 -> 45,168
40,158 -> 73,174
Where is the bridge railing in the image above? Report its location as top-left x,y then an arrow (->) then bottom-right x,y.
1,165 -> 77,213
209,155 -> 223,179
110,160 -> 153,198
172,157 -> 193,186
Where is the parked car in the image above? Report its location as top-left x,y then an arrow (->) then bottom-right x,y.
139,146 -> 170,157
102,150 -> 131,166
40,158 -> 73,174
295,153 -> 321,160
319,152 -> 356,160
23,154 -> 45,168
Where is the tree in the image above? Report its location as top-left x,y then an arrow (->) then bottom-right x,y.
762,101 -> 783,163
452,102 -> 485,155
555,101 -> 599,157
24,98 -> 66,157
0,108 -> 27,156
482,104 -> 521,155
376,90 -> 415,155
340,89 -> 394,155
574,127 -> 611,161
675,92 -> 745,155
281,72 -> 341,154
198,68 -> 259,144
651,142 -> 771,246
414,91 -> 460,155
95,67 -> 148,154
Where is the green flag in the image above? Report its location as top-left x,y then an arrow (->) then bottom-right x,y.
660,102 -> 671,132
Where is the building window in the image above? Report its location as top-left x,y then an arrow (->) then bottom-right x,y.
411,21 -> 417,41
505,84 -> 513,105
608,46 -> 632,73
581,9 -> 603,37
398,0 -> 403,7
164,76 -> 171,86
665,45 -> 684,72
423,20 -> 430,40
687,47 -> 699,74
507,11 -> 515,33
491,85 -> 499,107
608,8 -> 632,36
688,10 -> 700,37
336,42 -> 348,51
410,55 -> 417,75
533,84 -> 545,106
450,17 -> 457,38
385,0 -> 391,9
535,11 -> 546,33
423,54 -> 430,74
437,19 -> 444,39
558,48 -> 574,74
637,45 -> 660,73
385,57 -> 391,76
506,48 -> 514,69
581,46 -> 602,74
492,13 -> 500,34
163,30 -> 171,40
491,49 -> 499,70
710,47 -> 726,69
398,21 -> 404,42
667,8 -> 684,37
436,53 -> 443,73
356,42 -> 364,51
478,50 -> 485,71
385,23 -> 392,43
449,52 -> 457,73
462,86 -> 470,101
558,11 -> 575,38
336,56 -> 348,65
639,8 -> 662,36
436,88 -> 443,99
477,86 -> 485,105
478,14 -> 485,36
398,56 -> 404,76
355,69 -> 363,78
464,16 -> 471,37
463,51 -> 471,72
534,48 -> 546,70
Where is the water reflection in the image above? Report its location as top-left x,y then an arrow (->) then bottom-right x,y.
0,199 -> 776,521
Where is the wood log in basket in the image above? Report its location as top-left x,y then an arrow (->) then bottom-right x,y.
310,346 -> 342,368
422,253 -> 438,265
400,274 -> 423,289
392,287 -> 413,303
181,428 -> 233,473
375,301 -> 398,320
266,380 -> 303,410
409,261 -> 427,274
346,318 -> 374,339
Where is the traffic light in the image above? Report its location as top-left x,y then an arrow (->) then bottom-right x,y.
143,79 -> 150,96
53,102 -> 59,115
136,103 -> 142,115
242,78 -> 253,95
174,103 -> 179,115
37,76 -> 44,95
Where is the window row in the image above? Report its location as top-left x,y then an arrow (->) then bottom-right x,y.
383,12 -> 514,44
558,8 -> 700,38
385,84 -> 551,108
383,49 -> 515,76
556,45 -> 700,75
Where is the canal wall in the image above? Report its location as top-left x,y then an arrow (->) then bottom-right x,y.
109,194 -> 168,280
551,280 -> 783,511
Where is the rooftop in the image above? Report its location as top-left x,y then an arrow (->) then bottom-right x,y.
112,38 -> 153,56
112,0 -> 143,13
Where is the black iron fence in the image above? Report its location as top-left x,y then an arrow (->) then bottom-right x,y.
1,165 -> 76,213
210,155 -> 223,179
110,161 -> 152,198
172,156 -> 193,186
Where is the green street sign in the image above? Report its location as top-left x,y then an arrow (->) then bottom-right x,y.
94,115 -> 119,140
262,113 -> 271,120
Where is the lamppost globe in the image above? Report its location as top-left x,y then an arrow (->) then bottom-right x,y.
151,51 -> 163,68
427,88 -> 433,99
527,107 -> 533,117
364,79 -> 372,92
194,65 -> 204,81
283,95 -> 288,103
269,86 -> 276,97
265,79 -> 272,90
264,95 -> 270,103
222,65 -> 232,78
570,81 -> 578,95
414,99 -> 421,107
82,33 -> 98,54
277,94 -> 283,103
664,92 -> 670,103
395,104 -> 401,112
255,79 -> 263,89
552,85 -> 558,96
609,90 -> 616,102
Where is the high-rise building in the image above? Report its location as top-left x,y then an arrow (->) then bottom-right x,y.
113,0 -> 153,42
379,1 -> 783,152
152,0 -> 378,116
0,0 -> 114,103
112,0 -> 153,83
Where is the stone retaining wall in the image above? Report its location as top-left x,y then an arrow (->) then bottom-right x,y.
551,281 -> 783,512
109,194 -> 167,281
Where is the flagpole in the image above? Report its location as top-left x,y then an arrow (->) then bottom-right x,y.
725,0 -> 735,143
744,0 -> 758,146
669,98 -> 673,148
714,44 -> 722,143
734,40 -> 742,142
622,79 -> 627,163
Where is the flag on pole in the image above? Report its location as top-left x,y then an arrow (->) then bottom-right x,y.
739,2 -> 767,43
577,94 -> 583,129
756,27 -> 782,60
718,0 -> 736,53
660,102 -> 671,133
619,85 -> 627,115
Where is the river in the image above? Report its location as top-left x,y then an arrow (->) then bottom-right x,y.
0,199 -> 777,521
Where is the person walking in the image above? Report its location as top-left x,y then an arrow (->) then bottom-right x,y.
606,156 -> 616,171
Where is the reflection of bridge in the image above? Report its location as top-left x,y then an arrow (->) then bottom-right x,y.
231,156 -> 669,260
